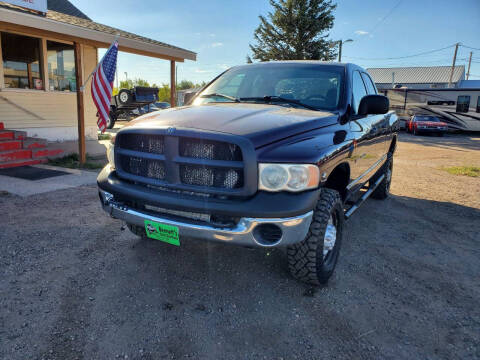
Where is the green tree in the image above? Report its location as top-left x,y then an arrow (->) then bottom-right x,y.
250,0 -> 337,61
157,84 -> 171,103
119,78 -> 150,89
177,80 -> 195,90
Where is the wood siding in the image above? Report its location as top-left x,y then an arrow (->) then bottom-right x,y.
0,44 -> 98,139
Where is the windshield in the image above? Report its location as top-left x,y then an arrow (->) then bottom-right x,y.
193,64 -> 344,111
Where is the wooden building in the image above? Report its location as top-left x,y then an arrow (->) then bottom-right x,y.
0,0 -> 196,163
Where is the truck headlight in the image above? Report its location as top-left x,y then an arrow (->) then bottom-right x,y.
259,164 -> 320,192
106,139 -> 115,169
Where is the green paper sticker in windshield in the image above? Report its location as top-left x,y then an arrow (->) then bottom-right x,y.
144,220 -> 180,246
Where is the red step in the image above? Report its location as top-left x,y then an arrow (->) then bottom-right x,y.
0,158 -> 47,169
14,131 -> 27,140
0,130 -> 14,140
32,148 -> 64,159
0,122 -> 4,130
23,137 -> 48,149
0,140 -> 22,152
0,149 -> 32,162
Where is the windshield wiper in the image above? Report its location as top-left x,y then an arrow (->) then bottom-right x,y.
200,93 -> 240,102
240,96 -> 318,111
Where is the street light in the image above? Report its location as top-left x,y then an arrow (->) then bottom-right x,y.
338,39 -> 353,62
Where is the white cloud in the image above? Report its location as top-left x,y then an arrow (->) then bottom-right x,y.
195,69 -> 213,74
355,30 -> 369,36
211,42 -> 224,48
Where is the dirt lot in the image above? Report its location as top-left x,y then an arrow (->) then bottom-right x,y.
1,133 -> 479,360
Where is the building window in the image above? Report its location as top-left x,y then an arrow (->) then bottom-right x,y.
47,41 -> 76,91
1,32 -> 43,89
456,95 -> 470,113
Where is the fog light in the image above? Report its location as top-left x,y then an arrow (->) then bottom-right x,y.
253,224 -> 283,246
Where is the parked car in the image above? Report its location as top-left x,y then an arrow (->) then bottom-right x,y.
131,104 -> 160,117
98,62 -> 398,286
406,115 -> 448,136
154,102 -> 171,109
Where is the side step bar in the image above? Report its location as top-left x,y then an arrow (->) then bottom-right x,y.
344,174 -> 385,219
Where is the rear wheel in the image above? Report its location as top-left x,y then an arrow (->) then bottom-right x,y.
287,188 -> 344,286
106,111 -> 116,129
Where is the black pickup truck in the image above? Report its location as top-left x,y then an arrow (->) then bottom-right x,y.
98,62 -> 398,285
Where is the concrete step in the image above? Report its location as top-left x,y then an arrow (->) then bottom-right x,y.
23,137 -> 48,149
32,148 -> 64,159
0,139 -> 23,152
0,130 -> 14,140
0,122 -> 4,130
0,158 -> 47,169
0,149 -> 32,163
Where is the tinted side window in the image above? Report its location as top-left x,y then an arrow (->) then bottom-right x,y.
361,73 -> 377,94
477,96 -> 480,113
456,95 -> 470,113
352,71 -> 368,114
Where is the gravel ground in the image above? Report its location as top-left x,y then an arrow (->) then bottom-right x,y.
1,133 -> 479,360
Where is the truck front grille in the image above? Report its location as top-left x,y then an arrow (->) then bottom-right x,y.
119,155 -> 166,180
179,165 -> 243,189
118,134 -> 165,154
115,131 -> 253,195
179,138 -> 242,161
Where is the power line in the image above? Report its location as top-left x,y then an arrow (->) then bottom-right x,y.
368,0 -> 404,35
461,45 -> 480,51
344,44 -> 456,61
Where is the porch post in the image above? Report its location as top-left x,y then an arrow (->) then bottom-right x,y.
0,34 -> 4,89
170,60 -> 176,107
74,42 -> 86,164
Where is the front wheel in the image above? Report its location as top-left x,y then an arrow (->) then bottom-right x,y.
287,188 -> 344,286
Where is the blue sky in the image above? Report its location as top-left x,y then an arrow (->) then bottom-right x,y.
71,0 -> 480,85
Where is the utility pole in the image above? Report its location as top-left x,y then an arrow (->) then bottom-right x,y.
338,40 -> 343,62
448,43 -> 460,88
466,51 -> 472,80
337,39 -> 353,62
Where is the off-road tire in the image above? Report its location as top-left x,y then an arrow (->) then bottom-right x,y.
118,89 -> 133,105
287,188 -> 344,286
371,156 -> 393,200
106,111 -> 116,129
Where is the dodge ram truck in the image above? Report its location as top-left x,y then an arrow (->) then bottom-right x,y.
98,61 -> 398,285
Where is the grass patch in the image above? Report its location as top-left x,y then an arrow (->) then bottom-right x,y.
98,133 -> 112,141
48,153 -> 105,170
442,166 -> 480,178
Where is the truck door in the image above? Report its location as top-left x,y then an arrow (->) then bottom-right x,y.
348,71 -> 380,188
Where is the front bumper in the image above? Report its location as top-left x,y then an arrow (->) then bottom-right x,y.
97,166 -> 318,247
99,189 -> 313,248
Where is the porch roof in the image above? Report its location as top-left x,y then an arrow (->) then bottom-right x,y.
0,1 -> 196,62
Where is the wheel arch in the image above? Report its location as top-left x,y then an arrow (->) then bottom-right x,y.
324,162 -> 350,201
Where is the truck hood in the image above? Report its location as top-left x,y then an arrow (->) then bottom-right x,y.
122,103 -> 338,148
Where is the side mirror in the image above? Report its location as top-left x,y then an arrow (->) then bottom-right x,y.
358,95 -> 389,115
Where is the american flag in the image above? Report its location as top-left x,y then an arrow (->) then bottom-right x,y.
91,41 -> 118,132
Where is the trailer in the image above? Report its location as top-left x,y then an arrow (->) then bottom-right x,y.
382,88 -> 480,132
107,87 -> 159,129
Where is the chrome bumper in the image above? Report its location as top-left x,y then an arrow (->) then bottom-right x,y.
99,190 -> 313,248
